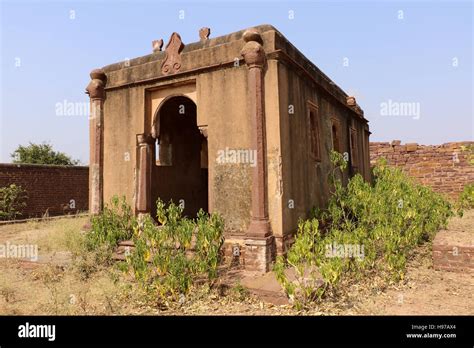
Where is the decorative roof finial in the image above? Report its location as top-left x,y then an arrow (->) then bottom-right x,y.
346,96 -> 356,106
199,27 -> 211,40
152,39 -> 163,53
86,69 -> 107,100
241,28 -> 265,68
161,32 -> 185,75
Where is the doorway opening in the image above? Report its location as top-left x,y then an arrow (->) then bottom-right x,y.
151,96 -> 208,218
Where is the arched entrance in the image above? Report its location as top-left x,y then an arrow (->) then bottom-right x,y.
151,96 -> 208,217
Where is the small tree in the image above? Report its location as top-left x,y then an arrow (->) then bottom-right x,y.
11,142 -> 79,165
0,184 -> 28,220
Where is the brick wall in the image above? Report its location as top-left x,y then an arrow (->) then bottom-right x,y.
370,141 -> 474,199
0,163 -> 89,218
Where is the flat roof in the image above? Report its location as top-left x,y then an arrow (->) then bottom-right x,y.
101,24 -> 365,119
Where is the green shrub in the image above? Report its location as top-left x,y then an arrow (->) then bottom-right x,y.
86,196 -> 136,251
274,218 -> 324,309
0,184 -> 28,220
275,152 -> 453,308
456,183 -> 474,216
128,199 -> 224,303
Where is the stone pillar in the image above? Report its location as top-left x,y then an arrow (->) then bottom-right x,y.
241,29 -> 274,273
86,69 -> 107,215
136,134 -> 154,214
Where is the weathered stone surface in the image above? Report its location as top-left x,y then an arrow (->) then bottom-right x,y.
86,69 -> 107,99
152,39 -> 163,53
346,96 -> 356,106
90,25 -> 370,273
391,140 -> 401,146
199,27 -> 210,41
161,32 -> 184,75
244,236 -> 275,273
434,210 -> 473,273
406,143 -> 418,152
240,271 -> 289,305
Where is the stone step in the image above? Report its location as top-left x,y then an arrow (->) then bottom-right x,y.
240,271 -> 289,305
113,240 -> 135,261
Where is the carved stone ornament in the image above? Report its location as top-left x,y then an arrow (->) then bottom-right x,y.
241,29 -> 266,68
346,96 -> 356,106
161,32 -> 185,75
152,39 -> 163,53
199,27 -> 210,40
86,69 -> 107,100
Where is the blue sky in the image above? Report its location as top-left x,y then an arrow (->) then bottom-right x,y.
1,0 -> 472,164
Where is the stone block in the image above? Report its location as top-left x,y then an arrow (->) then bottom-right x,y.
391,140 -> 401,146
244,236 -> 276,273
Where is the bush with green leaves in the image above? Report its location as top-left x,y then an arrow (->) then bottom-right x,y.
128,199 -> 225,303
456,183 -> 474,216
86,196 -> 137,251
273,218 -> 324,309
0,184 -> 28,220
275,152 -> 453,308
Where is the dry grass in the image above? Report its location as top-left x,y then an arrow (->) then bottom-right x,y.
0,213 -> 472,315
0,217 -> 139,315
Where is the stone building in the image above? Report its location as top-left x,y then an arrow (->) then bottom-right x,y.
86,25 -> 371,273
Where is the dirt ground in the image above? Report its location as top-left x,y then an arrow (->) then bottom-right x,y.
0,212 -> 472,315
354,211 -> 473,315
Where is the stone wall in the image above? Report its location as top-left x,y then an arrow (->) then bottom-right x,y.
370,141 -> 474,199
432,215 -> 474,273
433,237 -> 474,273
0,163 -> 89,218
